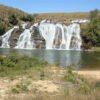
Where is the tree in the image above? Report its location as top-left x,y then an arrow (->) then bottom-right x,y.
0,22 -> 7,35
81,9 -> 100,47
9,14 -> 19,25
21,14 -> 34,22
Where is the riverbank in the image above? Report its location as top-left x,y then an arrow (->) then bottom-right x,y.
0,54 -> 100,100
0,67 -> 100,100
85,47 -> 100,52
75,71 -> 100,81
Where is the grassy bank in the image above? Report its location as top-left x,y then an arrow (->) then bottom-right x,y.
0,54 -> 48,78
0,54 -> 100,100
92,47 -> 100,52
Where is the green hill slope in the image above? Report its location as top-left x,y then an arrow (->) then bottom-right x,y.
0,5 -> 34,35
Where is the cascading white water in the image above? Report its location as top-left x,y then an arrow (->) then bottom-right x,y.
67,23 -> 81,50
39,20 -> 83,50
71,19 -> 90,23
56,24 -> 65,49
15,23 -> 38,49
0,19 -> 89,50
30,23 -> 38,32
21,23 -> 28,29
15,29 -> 34,49
39,21 -> 56,49
0,26 -> 19,48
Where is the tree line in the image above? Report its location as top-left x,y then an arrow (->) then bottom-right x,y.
82,9 -> 100,48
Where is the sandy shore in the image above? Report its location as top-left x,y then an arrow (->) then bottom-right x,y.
0,69 -> 100,99
74,71 -> 100,80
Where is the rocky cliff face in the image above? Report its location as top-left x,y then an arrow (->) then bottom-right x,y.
0,19 -> 89,50
0,25 -> 45,48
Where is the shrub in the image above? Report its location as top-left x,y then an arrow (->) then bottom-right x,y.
81,9 -> 100,47
0,22 -> 7,35
40,70 -> 45,80
9,14 -> 19,25
0,54 -> 48,77
64,65 -> 93,93
21,14 -> 34,22
11,83 -> 29,94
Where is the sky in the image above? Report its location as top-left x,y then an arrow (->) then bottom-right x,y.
0,0 -> 100,14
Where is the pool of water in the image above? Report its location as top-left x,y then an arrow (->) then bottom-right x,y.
0,48 -> 100,70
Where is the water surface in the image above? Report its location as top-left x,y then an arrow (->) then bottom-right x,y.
0,48 -> 100,70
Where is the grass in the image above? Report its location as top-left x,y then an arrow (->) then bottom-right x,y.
63,66 -> 93,93
11,80 -> 30,94
0,53 -> 48,78
92,47 -> 100,52
36,12 -> 90,23
0,54 -> 99,100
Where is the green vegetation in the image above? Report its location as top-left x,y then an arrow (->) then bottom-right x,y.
64,66 -> 93,93
21,14 -> 35,22
0,22 -> 7,35
0,5 -> 100,48
82,9 -> 100,48
0,54 -> 48,77
0,5 -> 35,35
8,14 -> 19,25
11,80 -> 30,94
0,5 -> 26,34
0,54 -> 99,100
92,47 -> 100,52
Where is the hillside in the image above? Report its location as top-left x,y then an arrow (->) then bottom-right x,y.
0,5 -> 91,35
0,4 -> 27,22
0,5 -> 34,35
0,4 -> 29,24
36,12 -> 90,23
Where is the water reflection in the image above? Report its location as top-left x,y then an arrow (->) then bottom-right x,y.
0,48 -> 100,70
17,49 -> 82,69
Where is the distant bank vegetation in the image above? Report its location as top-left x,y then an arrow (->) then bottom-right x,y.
36,12 -> 90,23
0,5 -> 35,35
81,9 -> 100,48
0,4 -> 100,48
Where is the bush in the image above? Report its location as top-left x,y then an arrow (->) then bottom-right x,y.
9,14 -> 19,25
21,14 -> 34,22
64,65 -> 93,93
0,54 -> 48,77
0,22 -> 7,35
81,9 -> 100,47
11,83 -> 28,94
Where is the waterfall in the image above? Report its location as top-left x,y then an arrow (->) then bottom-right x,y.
0,19 -> 89,50
15,29 -> 34,49
71,19 -> 90,23
0,26 -> 19,48
56,24 -> 66,49
67,23 -> 81,50
30,23 -> 38,32
21,23 -> 28,29
15,23 -> 38,49
39,21 -> 56,49
39,20 -> 82,50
